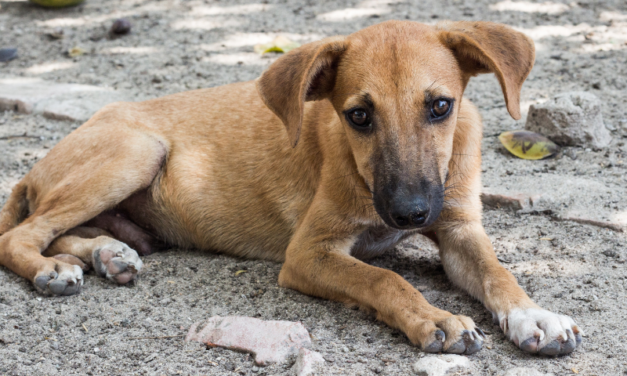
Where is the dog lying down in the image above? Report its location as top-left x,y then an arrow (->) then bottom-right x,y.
0,20 -> 581,356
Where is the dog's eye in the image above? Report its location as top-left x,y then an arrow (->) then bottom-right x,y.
347,109 -> 371,129
431,99 -> 451,118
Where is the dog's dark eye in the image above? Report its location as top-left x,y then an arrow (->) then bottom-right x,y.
431,99 -> 451,118
347,109 -> 371,129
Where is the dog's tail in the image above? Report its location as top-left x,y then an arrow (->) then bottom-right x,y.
0,182 -> 29,236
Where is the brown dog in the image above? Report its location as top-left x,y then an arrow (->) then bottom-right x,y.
0,20 -> 581,356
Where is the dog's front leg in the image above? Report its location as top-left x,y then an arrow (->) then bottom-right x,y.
279,196 -> 484,354
436,219 -> 582,355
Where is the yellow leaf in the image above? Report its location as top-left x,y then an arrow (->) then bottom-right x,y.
234,270 -> 247,276
30,0 -> 84,8
572,368 -> 579,374
68,47 -> 86,57
498,130 -> 559,160
254,36 -> 300,55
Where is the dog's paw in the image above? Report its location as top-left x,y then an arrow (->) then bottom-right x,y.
414,315 -> 485,355
93,239 -> 143,284
500,308 -> 582,356
34,263 -> 83,296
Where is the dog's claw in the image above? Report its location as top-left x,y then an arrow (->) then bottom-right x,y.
435,329 -> 445,342
476,327 -> 486,338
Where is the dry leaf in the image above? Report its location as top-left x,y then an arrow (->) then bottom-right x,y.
571,368 -> 579,374
254,36 -> 300,55
234,270 -> 247,276
67,47 -> 86,57
30,0 -> 85,8
499,130 -> 559,160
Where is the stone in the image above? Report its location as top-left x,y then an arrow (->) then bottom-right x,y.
185,316 -> 311,366
412,355 -> 471,376
481,189 -> 543,211
504,367 -> 555,376
0,48 -> 18,62
525,92 -> 611,148
293,348 -> 325,376
0,77 -> 131,123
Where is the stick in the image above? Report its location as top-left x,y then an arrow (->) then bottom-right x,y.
0,135 -> 41,140
128,335 -> 185,340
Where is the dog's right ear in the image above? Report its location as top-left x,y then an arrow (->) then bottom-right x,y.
256,37 -> 347,147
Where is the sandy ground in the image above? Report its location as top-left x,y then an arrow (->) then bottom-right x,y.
1,0 -> 627,375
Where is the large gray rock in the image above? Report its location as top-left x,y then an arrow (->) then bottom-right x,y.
413,355 -> 471,376
525,92 -> 611,148
0,77 -> 131,123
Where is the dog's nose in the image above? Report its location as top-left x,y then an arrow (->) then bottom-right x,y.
390,199 -> 430,228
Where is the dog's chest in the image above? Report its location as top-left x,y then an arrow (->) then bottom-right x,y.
350,226 -> 415,260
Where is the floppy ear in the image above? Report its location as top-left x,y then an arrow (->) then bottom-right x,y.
436,21 -> 535,120
256,36 -> 348,147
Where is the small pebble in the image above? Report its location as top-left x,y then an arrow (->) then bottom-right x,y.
47,28 -> 64,39
110,18 -> 132,36
0,47 -> 18,62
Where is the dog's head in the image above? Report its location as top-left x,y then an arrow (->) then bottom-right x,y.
257,21 -> 534,229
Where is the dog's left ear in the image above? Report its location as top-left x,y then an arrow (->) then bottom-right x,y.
436,21 -> 535,120
257,36 -> 348,147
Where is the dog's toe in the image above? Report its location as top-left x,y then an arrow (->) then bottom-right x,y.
34,264 -> 83,296
93,240 -> 143,284
501,308 -> 582,356
520,337 -> 539,353
538,340 -> 561,356
444,329 -> 483,355
422,330 -> 445,353
462,330 -> 483,355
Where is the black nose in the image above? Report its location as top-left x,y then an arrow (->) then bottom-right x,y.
390,200 -> 430,229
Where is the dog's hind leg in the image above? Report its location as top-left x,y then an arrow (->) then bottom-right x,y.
0,122 -> 167,295
0,182 -> 29,236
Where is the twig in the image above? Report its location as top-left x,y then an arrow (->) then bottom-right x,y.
82,324 -> 88,333
128,334 -> 185,340
0,135 -> 41,140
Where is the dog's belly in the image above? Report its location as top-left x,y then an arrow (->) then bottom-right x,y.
118,185 -> 298,262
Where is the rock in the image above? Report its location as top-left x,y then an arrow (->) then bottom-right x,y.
0,47 -> 18,62
185,316 -> 311,365
504,367 -> 555,376
525,92 -> 611,148
481,189 -> 543,211
413,355 -> 471,376
293,348 -> 325,376
0,77 -> 131,123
